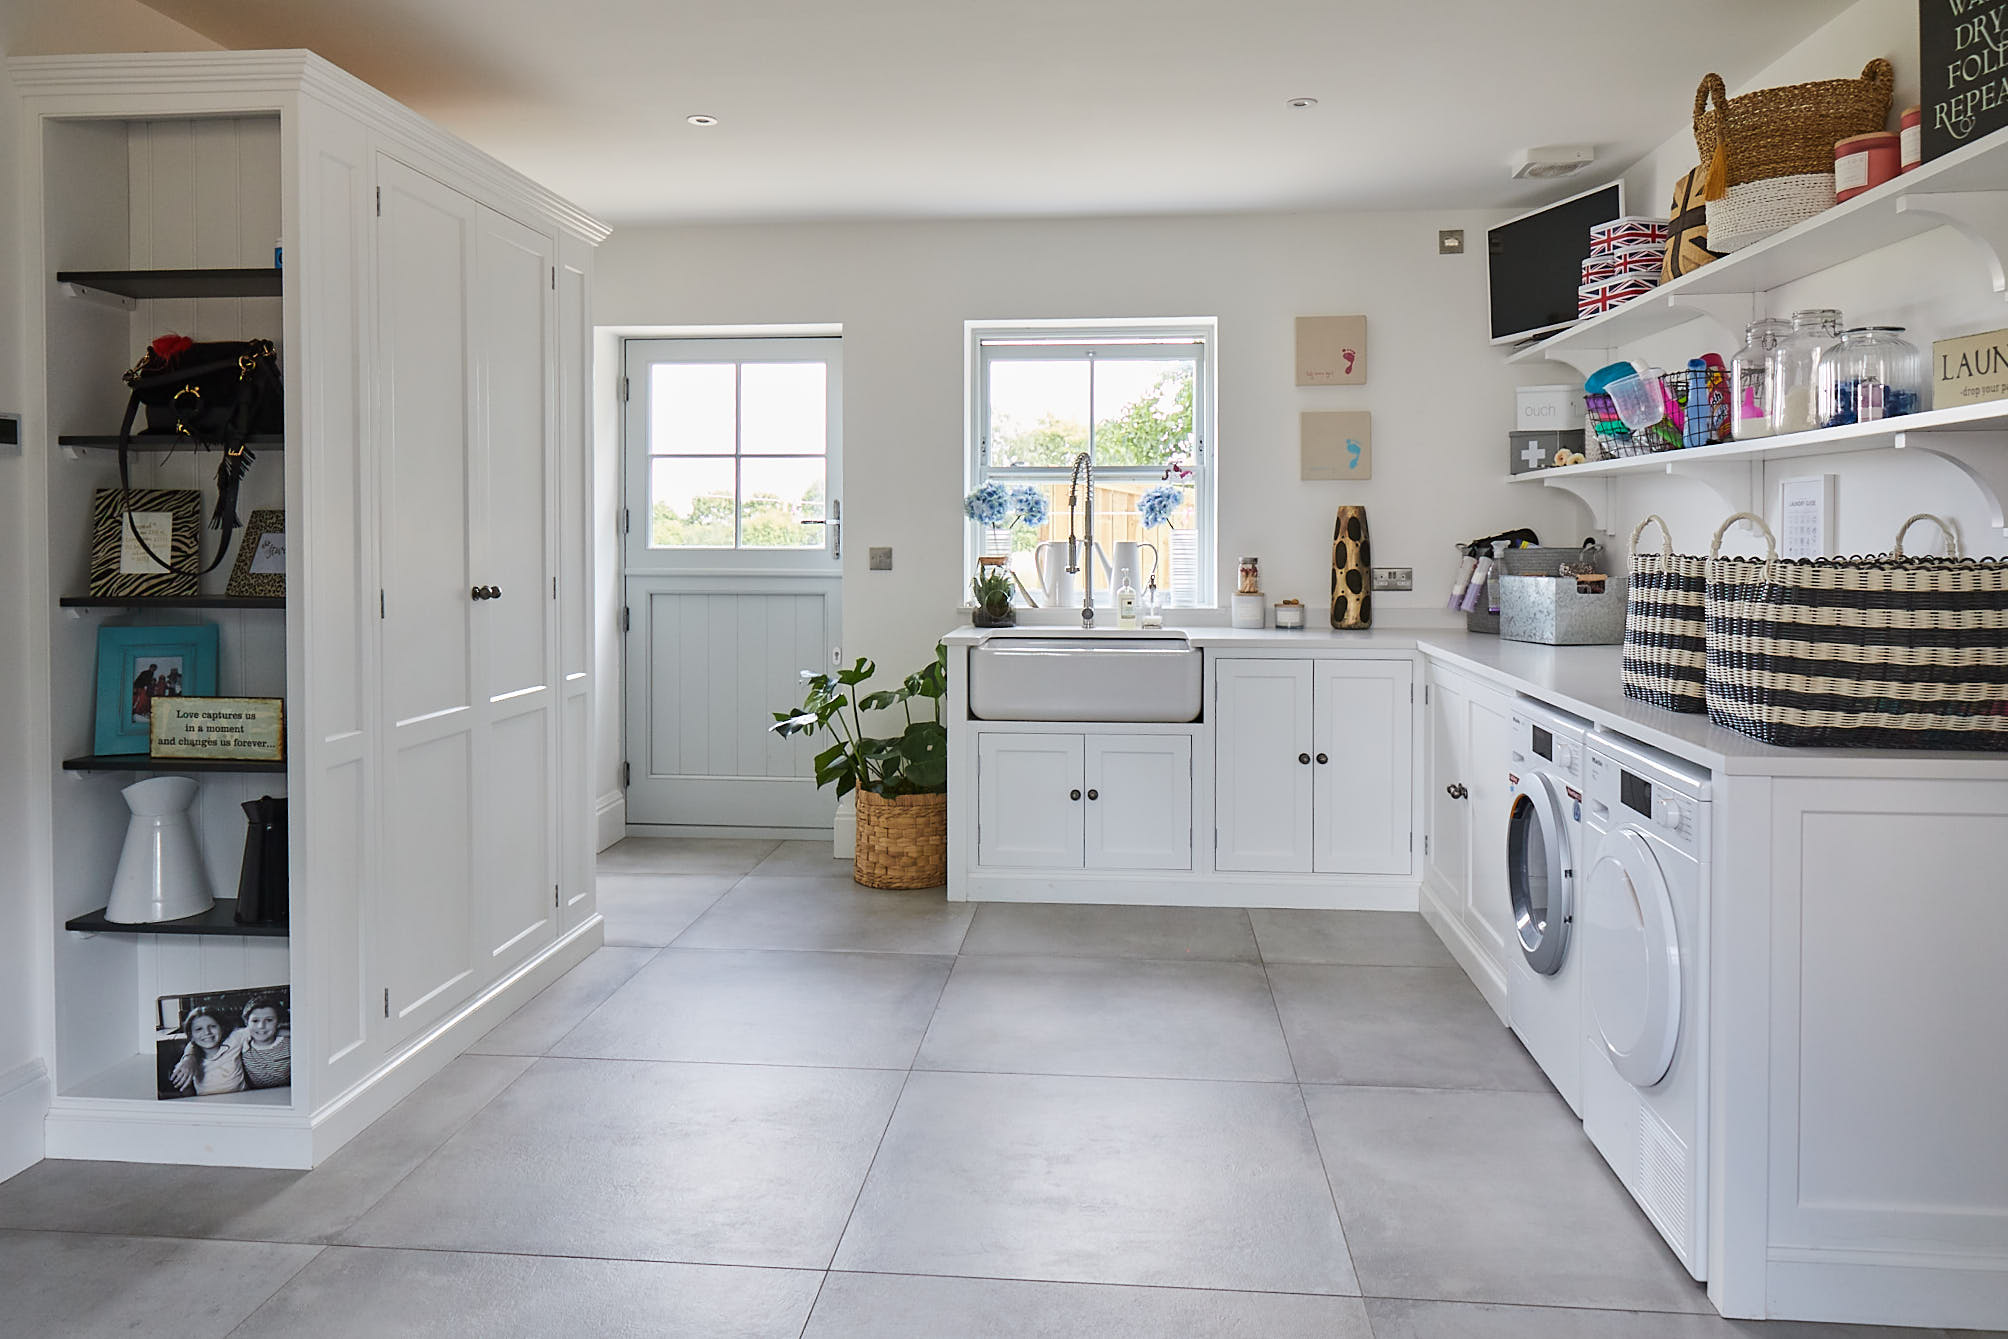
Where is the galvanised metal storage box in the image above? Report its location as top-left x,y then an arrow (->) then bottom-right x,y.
1500,574 -> 1630,645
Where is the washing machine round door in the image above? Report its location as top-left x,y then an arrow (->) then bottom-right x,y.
1507,774 -> 1573,975
1581,826 -> 1681,1088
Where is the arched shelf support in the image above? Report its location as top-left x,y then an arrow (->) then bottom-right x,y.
1540,473 -> 1616,533
1897,193 -> 2008,295
1894,429 -> 2008,533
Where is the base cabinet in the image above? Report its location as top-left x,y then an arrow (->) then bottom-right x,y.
1213,657 -> 1413,876
977,732 -> 1192,871
1421,664 -> 1515,998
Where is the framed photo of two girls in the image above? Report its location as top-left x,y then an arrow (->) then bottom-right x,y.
153,984 -> 291,1101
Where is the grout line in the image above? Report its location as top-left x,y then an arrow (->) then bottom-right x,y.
219,1240 -> 330,1339
1260,956 -> 1368,1298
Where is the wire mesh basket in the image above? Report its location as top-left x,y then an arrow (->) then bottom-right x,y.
1664,367 -> 1730,448
1583,391 -> 1680,458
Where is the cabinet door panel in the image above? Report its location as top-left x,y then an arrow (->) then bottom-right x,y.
1426,674 -> 1471,898
1214,659 -> 1314,873
978,734 -> 1085,869
1313,660 -> 1413,876
1086,734 -> 1192,871
1464,692 -> 1516,965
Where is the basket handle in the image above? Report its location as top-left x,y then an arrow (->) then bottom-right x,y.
1629,513 -> 1674,561
1892,512 -> 1961,560
1696,73 -> 1732,200
1694,72 -> 1729,124
1711,511 -> 1778,581
1860,58 -> 1895,106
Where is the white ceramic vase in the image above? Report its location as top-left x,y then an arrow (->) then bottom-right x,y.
105,776 -> 214,924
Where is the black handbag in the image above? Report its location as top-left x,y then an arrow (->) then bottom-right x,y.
116,334 -> 284,576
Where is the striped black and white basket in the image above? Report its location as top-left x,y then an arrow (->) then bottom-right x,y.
1622,515 -> 1708,713
1705,512 -> 2008,750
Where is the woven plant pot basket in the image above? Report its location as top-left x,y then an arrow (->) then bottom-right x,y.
1704,512 -> 2008,750
1623,515 -> 1709,713
1705,173 -> 1838,253
1693,60 -> 1894,189
854,789 -> 947,889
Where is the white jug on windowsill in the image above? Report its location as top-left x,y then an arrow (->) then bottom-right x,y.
1034,540 -> 1112,609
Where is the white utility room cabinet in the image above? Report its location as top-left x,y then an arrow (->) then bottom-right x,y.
1212,659 -> 1315,872
12,50 -> 608,1169
975,731 -> 1191,871
1417,664 -> 1515,1015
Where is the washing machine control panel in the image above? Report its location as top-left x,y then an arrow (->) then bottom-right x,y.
1654,793 -> 1691,839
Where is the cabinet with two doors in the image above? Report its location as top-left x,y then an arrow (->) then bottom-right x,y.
976,731 -> 1193,871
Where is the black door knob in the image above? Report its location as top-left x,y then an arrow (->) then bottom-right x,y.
471,585 -> 485,600
1298,753 -> 1311,765
1446,783 -> 1468,799
1086,788 -> 1098,800
1316,753 -> 1329,764
488,585 -> 501,600
1070,789 -> 1082,801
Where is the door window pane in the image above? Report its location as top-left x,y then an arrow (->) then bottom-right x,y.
650,364 -> 736,455
988,360 -> 1089,467
740,363 -> 827,456
1093,358 -> 1195,467
650,457 -> 735,548
740,457 -> 827,549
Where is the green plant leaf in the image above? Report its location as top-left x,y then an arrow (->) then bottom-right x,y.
892,720 -> 948,792
858,689 -> 902,713
836,657 -> 876,687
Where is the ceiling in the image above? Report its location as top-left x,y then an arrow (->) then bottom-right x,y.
133,0 -> 1842,225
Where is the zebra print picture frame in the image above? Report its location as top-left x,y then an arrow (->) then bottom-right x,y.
89,488 -> 202,598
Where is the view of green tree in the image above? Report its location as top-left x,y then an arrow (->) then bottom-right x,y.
654,477 -> 826,549
989,363 -> 1193,469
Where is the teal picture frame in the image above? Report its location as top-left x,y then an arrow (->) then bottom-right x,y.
94,624 -> 220,755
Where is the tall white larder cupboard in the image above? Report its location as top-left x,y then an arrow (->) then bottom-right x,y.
12,51 -> 609,1168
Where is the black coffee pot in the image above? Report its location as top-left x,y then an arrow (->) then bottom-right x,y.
234,795 -> 288,926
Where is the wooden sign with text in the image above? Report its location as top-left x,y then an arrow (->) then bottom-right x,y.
150,697 -> 286,762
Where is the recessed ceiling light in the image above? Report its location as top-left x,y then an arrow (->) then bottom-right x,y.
686,114 -> 719,127
1286,97 -> 1319,110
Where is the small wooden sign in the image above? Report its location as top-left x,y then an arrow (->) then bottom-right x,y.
1295,315 -> 1367,385
1933,326 -> 2008,407
1301,410 -> 1373,480
150,696 -> 285,762
1921,0 -> 2008,164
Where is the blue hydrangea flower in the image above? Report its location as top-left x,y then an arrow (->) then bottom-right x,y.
1008,485 -> 1049,528
963,482 -> 1011,527
1139,484 -> 1182,530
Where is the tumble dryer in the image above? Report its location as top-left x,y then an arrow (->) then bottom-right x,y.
1579,730 -> 1712,1280
1504,700 -> 1591,1115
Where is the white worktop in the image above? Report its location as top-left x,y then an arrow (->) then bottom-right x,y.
943,622 -> 2008,778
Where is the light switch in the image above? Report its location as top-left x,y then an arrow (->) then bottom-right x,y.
868,546 -> 893,571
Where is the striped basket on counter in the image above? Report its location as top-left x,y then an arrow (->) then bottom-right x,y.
1622,515 -> 1708,713
1704,513 -> 2008,750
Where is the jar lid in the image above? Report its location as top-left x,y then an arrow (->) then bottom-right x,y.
1834,131 -> 1900,152
1841,325 -> 1907,334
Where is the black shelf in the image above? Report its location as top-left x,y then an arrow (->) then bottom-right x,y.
66,899 -> 287,938
58,433 -> 284,452
61,595 -> 284,610
58,268 -> 282,300
63,754 -> 285,774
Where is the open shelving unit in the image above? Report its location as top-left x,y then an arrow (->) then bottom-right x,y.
59,434 -> 284,453
66,901 -> 287,939
62,754 -> 286,774
57,267 -> 283,302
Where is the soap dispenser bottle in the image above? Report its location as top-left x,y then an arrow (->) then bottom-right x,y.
1116,574 -> 1139,628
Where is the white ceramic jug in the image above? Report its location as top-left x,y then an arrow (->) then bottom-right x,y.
1112,540 -> 1159,596
1034,540 -> 1113,608
106,775 -> 214,924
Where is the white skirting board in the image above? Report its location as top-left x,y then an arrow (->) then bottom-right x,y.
42,917 -> 604,1170
1419,880 -> 1508,1024
595,789 -> 626,852
833,794 -> 856,859
1755,1252 -> 2008,1332
0,1059 -> 51,1184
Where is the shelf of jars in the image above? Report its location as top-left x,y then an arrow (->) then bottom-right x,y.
1504,121 -> 2008,369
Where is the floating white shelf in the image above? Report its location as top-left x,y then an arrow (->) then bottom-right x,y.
1508,401 -> 2008,534
1505,123 -> 2008,371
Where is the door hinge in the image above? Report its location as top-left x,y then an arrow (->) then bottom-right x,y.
622,605 -> 631,633
552,576 -> 557,599
1424,684 -> 1431,705
619,376 -> 631,403
1424,834 -> 1431,856
1410,683 -> 1415,704
550,266 -> 556,290
621,760 -> 631,788
382,988 -> 389,1018
379,589 -> 386,620
375,186 -> 381,217
621,506 -> 630,534
554,883 -> 560,908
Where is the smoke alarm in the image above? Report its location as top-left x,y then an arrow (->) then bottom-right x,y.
1511,145 -> 1595,180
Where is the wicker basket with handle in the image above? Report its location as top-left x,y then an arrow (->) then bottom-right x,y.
853,789 -> 947,889
1692,60 -> 1894,190
1622,515 -> 1709,713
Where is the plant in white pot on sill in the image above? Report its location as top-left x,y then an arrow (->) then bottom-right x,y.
770,645 -> 948,890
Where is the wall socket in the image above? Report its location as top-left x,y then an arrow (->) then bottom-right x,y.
1371,566 -> 1413,591
868,546 -> 893,570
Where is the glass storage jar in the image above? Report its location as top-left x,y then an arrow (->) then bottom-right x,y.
1730,317 -> 1791,440
1768,308 -> 1844,435
1818,327 -> 1924,426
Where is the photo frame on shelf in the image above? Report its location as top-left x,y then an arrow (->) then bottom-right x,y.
225,509 -> 285,598
93,623 -> 220,756
154,984 -> 291,1101
88,488 -> 202,598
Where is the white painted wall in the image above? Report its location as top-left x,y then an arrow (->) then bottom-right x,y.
596,211 -> 1583,705
1544,0 -> 2008,566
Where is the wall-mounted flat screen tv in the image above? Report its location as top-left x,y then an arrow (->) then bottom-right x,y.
1487,181 -> 1625,345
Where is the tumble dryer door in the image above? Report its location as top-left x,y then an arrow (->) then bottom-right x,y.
1582,826 -> 1680,1088
1507,774 -> 1572,976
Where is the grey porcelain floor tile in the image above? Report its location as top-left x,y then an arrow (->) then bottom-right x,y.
0,1055 -> 532,1243
1267,964 -> 1547,1091
834,1069 -> 1359,1295
468,946 -> 657,1055
0,1229 -> 319,1339
551,947 -> 952,1069
593,873 -> 739,946
232,1246 -> 821,1339
1250,908 -> 1455,967
961,903 -> 1260,962
751,839 -> 854,876
596,836 -> 780,875
342,1056 -> 905,1268
804,1271 -> 1374,1338
1304,1085 -> 1709,1314
1364,1298 -> 1961,1338
674,875 -> 974,955
916,955 -> 1295,1081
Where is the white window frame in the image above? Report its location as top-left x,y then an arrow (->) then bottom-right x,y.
965,318 -> 1218,608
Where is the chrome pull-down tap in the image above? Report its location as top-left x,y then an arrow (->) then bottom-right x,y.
1066,452 -> 1094,626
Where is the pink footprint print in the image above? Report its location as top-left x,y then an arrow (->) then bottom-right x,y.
1342,348 -> 1357,376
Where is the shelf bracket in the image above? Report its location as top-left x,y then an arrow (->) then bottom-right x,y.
1663,456 -> 1760,518
1897,193 -> 2008,296
1894,428 -> 2008,534
1662,292 -> 1756,332
1521,345 -> 1613,380
1540,473 -> 1617,531
58,281 -> 137,312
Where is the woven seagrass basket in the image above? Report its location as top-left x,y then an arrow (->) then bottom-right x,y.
854,789 -> 947,889
1692,60 -> 1894,189
1622,515 -> 1709,713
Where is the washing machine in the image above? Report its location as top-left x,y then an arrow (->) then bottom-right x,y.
1504,700 -> 1591,1116
1579,730 -> 1711,1280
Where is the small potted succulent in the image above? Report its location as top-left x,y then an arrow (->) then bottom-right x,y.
970,563 -> 1017,628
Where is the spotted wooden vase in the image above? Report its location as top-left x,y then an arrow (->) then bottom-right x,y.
1330,506 -> 1372,629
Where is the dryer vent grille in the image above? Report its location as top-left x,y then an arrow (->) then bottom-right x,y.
1637,1105 -> 1691,1253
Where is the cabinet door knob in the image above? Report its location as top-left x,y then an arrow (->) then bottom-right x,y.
1086,788 -> 1098,800
471,585 -> 484,600
1070,789 -> 1082,801
1316,753 -> 1329,765
488,585 -> 502,600
1298,752 -> 1311,765
1446,783 -> 1468,799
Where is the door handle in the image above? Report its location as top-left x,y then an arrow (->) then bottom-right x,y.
1086,788 -> 1098,800
1446,783 -> 1468,799
1298,753 -> 1311,765
471,585 -> 501,601
1316,753 -> 1329,765
1070,789 -> 1082,801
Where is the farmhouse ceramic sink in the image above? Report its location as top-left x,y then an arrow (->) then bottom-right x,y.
968,634 -> 1202,722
